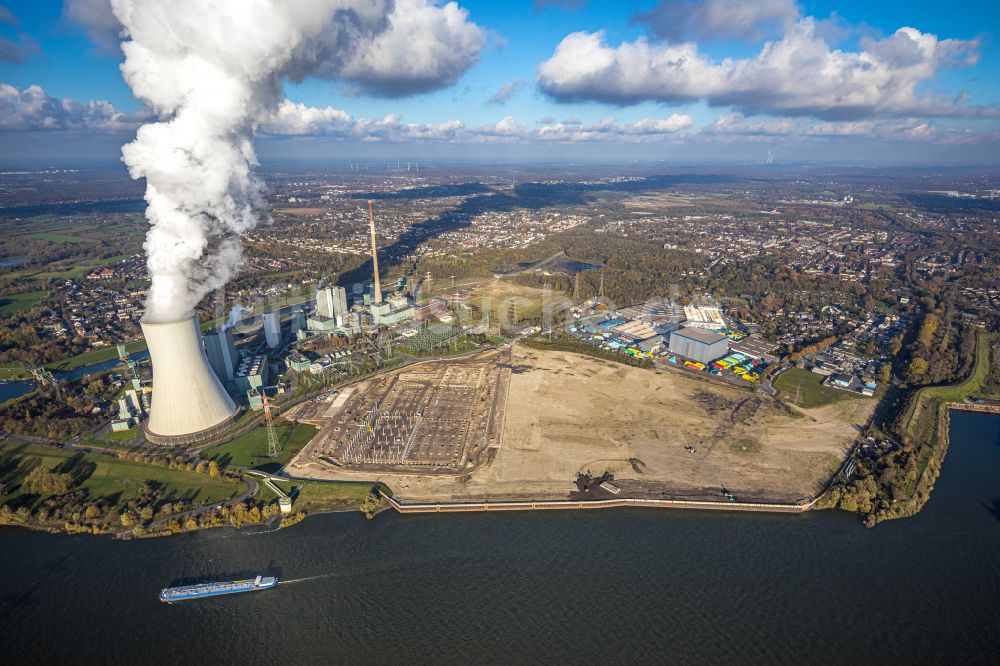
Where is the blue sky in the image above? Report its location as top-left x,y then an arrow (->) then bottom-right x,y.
2,0 -> 1000,164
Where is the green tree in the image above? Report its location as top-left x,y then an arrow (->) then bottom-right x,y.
906,356 -> 929,383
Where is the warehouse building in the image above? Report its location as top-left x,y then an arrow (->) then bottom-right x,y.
669,327 -> 730,364
682,304 -> 726,330
731,334 -> 779,363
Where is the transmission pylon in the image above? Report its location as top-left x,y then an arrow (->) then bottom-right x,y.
262,391 -> 281,457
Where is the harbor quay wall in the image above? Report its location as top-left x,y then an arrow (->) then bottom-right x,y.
380,493 -> 809,515
948,402 -> 1000,415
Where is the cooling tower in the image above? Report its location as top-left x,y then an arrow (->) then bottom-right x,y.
141,317 -> 239,446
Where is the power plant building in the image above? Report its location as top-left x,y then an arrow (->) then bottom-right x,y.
316,286 -> 348,319
142,317 -> 239,446
669,327 -> 729,364
235,354 -> 270,396
262,311 -> 282,349
204,329 -> 239,383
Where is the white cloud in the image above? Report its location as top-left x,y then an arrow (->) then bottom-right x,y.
634,0 -> 799,42
0,83 -> 146,131
264,100 -> 692,144
321,0 -> 486,96
265,101 -> 353,136
538,19 -> 993,120
5,84 -> 986,147
700,112 -> 993,145
473,113 -> 693,143
64,0 -> 485,98
262,100 -> 464,141
703,113 -> 801,136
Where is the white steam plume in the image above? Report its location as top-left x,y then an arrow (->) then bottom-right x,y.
110,0 -> 483,323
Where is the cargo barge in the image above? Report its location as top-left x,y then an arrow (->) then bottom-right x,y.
159,575 -> 277,603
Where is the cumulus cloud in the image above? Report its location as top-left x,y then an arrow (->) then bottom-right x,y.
538,19 -> 993,120
263,100 -> 465,142
265,99 -> 691,144
0,83 -> 146,131
701,112 -> 992,145
63,0 -> 485,97
703,113 -> 801,137
634,0 -> 799,42
487,78 -> 524,104
333,0 -> 485,96
473,113 -> 693,143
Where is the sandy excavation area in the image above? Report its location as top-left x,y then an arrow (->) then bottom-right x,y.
288,345 -> 874,503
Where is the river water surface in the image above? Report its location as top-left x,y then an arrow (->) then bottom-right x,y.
1,411 -> 998,664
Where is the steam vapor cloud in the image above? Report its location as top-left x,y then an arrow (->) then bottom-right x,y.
110,0 -> 484,323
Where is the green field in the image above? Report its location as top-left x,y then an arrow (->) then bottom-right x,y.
202,422 -> 318,471
0,366 -> 29,380
774,368 -> 857,408
271,479 -> 381,512
0,441 -> 241,510
28,232 -> 97,244
0,290 -> 50,314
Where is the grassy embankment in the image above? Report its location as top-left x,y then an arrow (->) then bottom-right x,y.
897,330 -> 999,503
901,331 -> 999,445
267,479 -> 387,515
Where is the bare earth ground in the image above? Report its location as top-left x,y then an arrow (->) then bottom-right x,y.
287,345 -> 875,503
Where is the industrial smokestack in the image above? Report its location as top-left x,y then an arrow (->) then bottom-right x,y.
368,199 -> 382,304
141,317 -> 238,446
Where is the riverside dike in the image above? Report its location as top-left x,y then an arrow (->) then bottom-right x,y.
379,490 -> 810,515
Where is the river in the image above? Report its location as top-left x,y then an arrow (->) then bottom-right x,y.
1,411 -> 998,664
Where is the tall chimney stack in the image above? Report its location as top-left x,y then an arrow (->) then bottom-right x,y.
368,199 -> 382,304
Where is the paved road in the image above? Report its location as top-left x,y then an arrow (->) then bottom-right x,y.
759,364 -> 789,397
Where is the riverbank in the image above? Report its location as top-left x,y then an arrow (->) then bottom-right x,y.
821,331 -> 1000,525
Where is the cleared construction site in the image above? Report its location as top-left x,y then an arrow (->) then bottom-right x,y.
288,344 -> 873,505
289,349 -> 509,474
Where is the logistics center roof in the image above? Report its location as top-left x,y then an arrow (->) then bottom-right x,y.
672,327 -> 727,345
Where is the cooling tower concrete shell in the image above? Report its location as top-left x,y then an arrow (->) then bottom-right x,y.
141,317 -> 239,446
